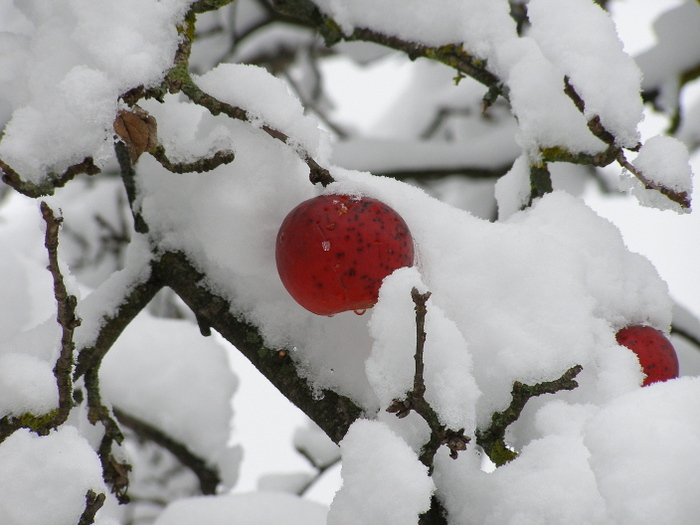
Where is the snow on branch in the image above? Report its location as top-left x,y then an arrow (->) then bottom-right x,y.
0,202 -> 80,441
154,250 -> 363,444
125,11 -> 335,187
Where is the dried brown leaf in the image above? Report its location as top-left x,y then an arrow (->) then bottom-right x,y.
113,107 -> 158,163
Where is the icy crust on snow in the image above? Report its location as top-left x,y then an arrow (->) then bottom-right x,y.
0,426 -> 105,525
0,0 -> 192,181
101,313 -> 242,488
311,0 -> 642,157
327,419 -> 435,525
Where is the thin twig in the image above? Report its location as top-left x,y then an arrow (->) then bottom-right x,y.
616,150 -> 691,209
387,288 -> 469,470
150,145 -> 236,174
475,364 -> 583,466
78,490 -> 106,525
41,202 -> 80,427
1,157 -> 100,198
114,407 -> 221,495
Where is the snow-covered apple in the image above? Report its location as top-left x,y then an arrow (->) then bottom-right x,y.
615,325 -> 679,386
275,194 -> 414,316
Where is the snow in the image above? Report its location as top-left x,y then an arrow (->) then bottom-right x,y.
101,313 -> 241,487
195,63 -> 330,160
0,0 -> 192,180
153,491 -> 327,525
585,377 -> 700,524
327,419 -> 434,525
527,0 -> 643,148
0,0 -> 697,524
628,134 -> 693,211
0,426 -> 105,525
494,153 -> 531,218
0,352 -> 58,419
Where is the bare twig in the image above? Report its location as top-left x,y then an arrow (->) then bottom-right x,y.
387,288 -> 469,470
0,203 -> 82,442
40,201 -> 80,428
475,364 -> 583,466
616,150 -> 691,209
150,145 -> 236,174
1,157 -> 100,198
78,490 -> 106,525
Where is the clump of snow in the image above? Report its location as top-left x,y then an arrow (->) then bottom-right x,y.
527,0 -> 643,148
0,352 -> 58,419
327,419 -> 434,525
153,492 -> 328,525
625,134 -> 693,212
585,377 -> 700,524
0,426 -> 105,525
312,0 -> 516,55
492,36 -> 607,156
101,313 -> 241,487
495,153 -> 531,218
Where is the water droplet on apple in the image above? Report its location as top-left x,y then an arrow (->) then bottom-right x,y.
322,240 -> 331,251
326,222 -> 336,230
353,309 -> 366,316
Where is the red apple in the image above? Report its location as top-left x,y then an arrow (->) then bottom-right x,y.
615,325 -> 679,386
276,194 -> 414,316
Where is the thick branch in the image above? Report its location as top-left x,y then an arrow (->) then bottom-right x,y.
153,250 -> 363,444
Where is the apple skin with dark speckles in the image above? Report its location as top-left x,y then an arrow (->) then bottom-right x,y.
276,194 -> 415,316
616,325 -> 679,386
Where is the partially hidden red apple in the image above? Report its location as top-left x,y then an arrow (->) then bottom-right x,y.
615,325 -> 679,386
276,194 -> 414,316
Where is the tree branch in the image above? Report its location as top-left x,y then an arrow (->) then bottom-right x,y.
387,288 -> 469,470
78,490 -> 106,525
150,145 -> 236,174
0,157 -> 100,198
475,364 -> 583,466
153,250 -> 363,444
41,201 -> 80,428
